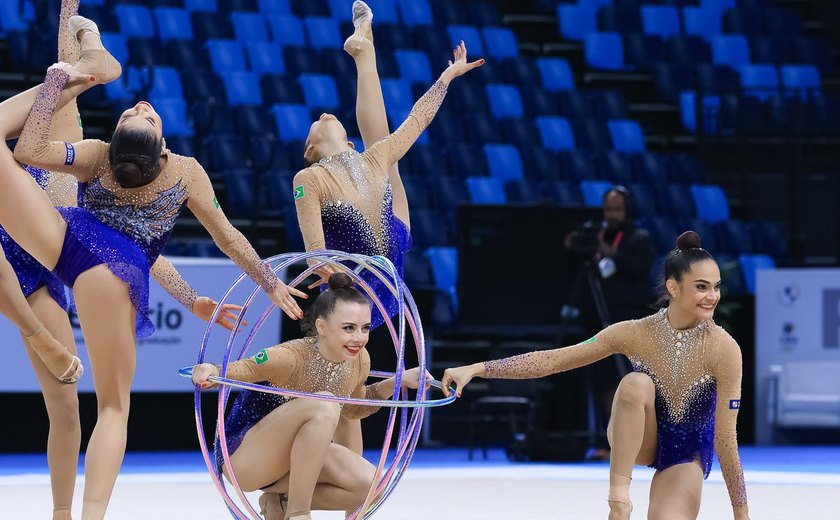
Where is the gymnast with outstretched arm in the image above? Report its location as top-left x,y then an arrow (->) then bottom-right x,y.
441,232 -> 750,520
0,15 -> 302,519
192,272 -> 429,520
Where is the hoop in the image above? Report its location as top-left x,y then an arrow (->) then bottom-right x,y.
188,250 -> 444,519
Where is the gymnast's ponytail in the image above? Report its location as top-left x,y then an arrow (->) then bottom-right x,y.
109,126 -> 163,188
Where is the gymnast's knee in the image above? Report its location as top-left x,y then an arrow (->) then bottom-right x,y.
306,392 -> 341,425
616,372 -> 655,404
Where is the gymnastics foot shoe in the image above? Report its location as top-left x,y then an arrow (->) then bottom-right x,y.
259,492 -> 287,520
26,326 -> 83,384
68,15 -> 122,84
343,1 -> 374,58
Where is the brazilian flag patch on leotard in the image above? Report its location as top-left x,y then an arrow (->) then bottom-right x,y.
253,348 -> 269,365
213,196 -> 220,209
583,336 -> 597,344
294,185 -> 305,200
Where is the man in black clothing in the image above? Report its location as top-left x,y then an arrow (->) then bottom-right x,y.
596,186 -> 655,322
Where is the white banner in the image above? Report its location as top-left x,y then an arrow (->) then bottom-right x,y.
754,269 -> 840,443
0,258 -> 283,393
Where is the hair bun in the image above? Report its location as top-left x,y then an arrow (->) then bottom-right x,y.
676,230 -> 702,250
112,160 -> 143,188
327,272 -> 354,291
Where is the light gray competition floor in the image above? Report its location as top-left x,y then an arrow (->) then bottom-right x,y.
1,447 -> 838,519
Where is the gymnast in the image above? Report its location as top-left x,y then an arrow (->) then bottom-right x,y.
192,272 -> 429,520
0,16 -> 303,519
441,232 -> 750,520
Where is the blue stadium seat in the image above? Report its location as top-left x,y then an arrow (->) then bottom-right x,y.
154,8 -> 194,42
585,32 -> 630,71
721,8 -> 764,37
395,49 -> 432,84
750,36 -> 792,67
185,0 -> 218,12
466,177 -> 507,204
272,104 -> 311,142
164,135 -> 195,158
667,35 -> 712,65
738,254 -> 775,294
145,66 -> 185,100
641,5 -> 680,39
291,0 -> 330,17
251,137 -> 291,170
262,74 -> 304,104
701,0 -> 735,12
482,27 -> 518,60
304,17 -> 342,50
299,74 -> 340,109
428,112 -> 460,145
403,250 -> 435,288
471,1 -> 502,27
575,118 -> 612,150
503,59 -> 539,87
522,88 -> 560,116
536,57 -> 574,92
502,119 -> 539,149
103,77 -> 135,103
682,7 -> 721,40
223,169 -> 258,218
379,78 -> 414,112
690,184 -> 730,223
100,33 -> 130,68
598,5 -> 642,34
659,183 -> 695,219
377,23 -> 414,50
485,84 -> 524,119
412,210 -> 452,248
483,144 -> 523,183
795,37 -> 833,76
153,98 -> 194,137
710,34 -> 750,68
463,113 -> 500,144
401,176 -> 431,210
396,0 -> 433,27
0,0 -> 28,33
207,39 -> 247,73
191,101 -> 231,136
558,91 -> 593,118
231,11 -> 270,43
267,15 -> 306,46
580,180 -> 614,207
696,63 -> 740,93
505,180 -> 543,204
448,85 -> 488,114
203,135 -> 247,170
425,247 -> 458,308
624,33 -> 666,71
667,154 -> 705,185
764,8 -> 802,38
536,116 -> 576,151
752,220 -> 788,259
738,64 -> 778,100
447,25 -> 485,57
593,90 -> 628,119
647,216 -> 679,254
246,42 -> 286,75
115,5 -> 155,38
235,106 -> 276,135
258,0 -> 291,15
224,71 -> 263,105
598,151 -> 634,184
432,1 -> 468,25
562,150 -> 597,181
128,38 -> 167,67
192,11 -> 233,39
450,143 -> 488,177
608,119 -> 646,153
545,181 -> 584,206
413,26 -> 451,63
627,182 -> 658,218
168,40 -> 210,70
557,4 -> 596,42
283,47 -> 323,75
633,153 -> 669,186
780,65 -> 820,100
715,219 -> 754,255
409,145 -> 447,178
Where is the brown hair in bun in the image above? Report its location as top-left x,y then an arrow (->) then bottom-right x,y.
654,230 -> 716,306
301,272 -> 369,335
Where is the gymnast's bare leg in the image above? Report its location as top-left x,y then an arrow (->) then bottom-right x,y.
605,372 -> 658,520
0,25 -> 135,520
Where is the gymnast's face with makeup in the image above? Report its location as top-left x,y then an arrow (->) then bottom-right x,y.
116,101 -> 164,141
303,113 -> 354,165
315,299 -> 372,362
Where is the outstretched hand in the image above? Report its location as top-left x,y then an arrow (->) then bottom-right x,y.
192,296 -> 246,331
400,367 -> 434,391
440,363 -> 483,398
442,41 -> 484,82
269,280 -> 307,320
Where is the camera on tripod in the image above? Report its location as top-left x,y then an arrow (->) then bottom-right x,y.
568,220 -> 603,261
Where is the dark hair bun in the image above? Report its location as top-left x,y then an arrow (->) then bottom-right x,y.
676,230 -> 702,250
112,160 -> 143,188
328,272 -> 354,291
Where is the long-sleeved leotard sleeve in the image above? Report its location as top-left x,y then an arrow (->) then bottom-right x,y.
13,67 -> 108,182
364,81 -> 448,173
185,158 -> 278,293
341,349 -> 383,420
711,333 -> 748,509
292,167 -> 326,254
483,321 -> 635,379
221,345 -> 298,387
150,256 -> 200,311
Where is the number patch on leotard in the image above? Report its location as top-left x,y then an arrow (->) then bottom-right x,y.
64,142 -> 75,165
294,185 -> 305,200
253,348 -> 269,365
729,399 -> 740,409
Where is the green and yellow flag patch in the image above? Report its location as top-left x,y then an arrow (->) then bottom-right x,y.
293,185 -> 305,200
253,348 -> 269,365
